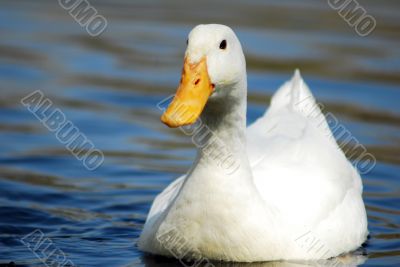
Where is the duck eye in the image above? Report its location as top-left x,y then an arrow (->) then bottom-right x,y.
186,39 -> 189,45
219,40 -> 227,50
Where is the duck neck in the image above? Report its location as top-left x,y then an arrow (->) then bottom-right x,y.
193,78 -> 248,175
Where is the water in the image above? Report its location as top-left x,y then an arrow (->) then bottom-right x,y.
0,0 -> 399,266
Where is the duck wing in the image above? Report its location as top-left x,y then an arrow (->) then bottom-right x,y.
144,175 -> 185,225
246,71 -> 367,254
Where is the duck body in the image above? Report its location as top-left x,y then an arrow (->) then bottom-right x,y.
138,24 -> 368,262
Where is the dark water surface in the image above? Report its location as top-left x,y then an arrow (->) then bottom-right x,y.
0,0 -> 399,266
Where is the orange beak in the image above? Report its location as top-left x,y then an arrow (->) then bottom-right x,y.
161,56 -> 214,128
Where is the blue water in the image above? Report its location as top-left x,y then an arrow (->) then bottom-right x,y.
0,0 -> 399,266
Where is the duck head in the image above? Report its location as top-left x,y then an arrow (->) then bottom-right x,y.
161,24 -> 246,128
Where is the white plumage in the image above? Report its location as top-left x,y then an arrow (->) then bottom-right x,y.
138,24 -> 368,263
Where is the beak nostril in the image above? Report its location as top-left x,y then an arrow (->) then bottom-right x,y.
194,79 -> 200,85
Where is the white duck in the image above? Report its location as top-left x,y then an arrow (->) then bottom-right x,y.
138,24 -> 368,262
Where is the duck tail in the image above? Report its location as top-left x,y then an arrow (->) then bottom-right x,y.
269,69 -> 323,120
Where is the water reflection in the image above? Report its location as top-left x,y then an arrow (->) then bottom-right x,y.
141,253 -> 367,267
